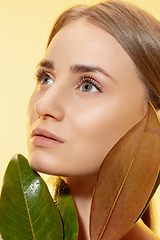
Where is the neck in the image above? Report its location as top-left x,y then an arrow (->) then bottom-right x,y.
62,176 -> 97,240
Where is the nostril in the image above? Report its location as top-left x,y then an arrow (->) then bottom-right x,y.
43,114 -> 56,119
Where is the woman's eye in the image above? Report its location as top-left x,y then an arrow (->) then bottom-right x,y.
41,75 -> 54,85
79,82 -> 99,92
34,69 -> 54,86
78,77 -> 103,93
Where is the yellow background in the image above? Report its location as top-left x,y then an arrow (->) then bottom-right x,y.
0,0 -> 160,234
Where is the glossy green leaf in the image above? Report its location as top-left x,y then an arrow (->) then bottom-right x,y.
0,154 -> 63,240
90,102 -> 160,240
47,176 -> 79,240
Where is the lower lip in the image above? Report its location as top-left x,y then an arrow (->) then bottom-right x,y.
31,136 -> 64,147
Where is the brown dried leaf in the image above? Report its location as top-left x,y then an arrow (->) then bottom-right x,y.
90,102 -> 160,240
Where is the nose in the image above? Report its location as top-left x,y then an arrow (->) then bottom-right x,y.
35,84 -> 65,121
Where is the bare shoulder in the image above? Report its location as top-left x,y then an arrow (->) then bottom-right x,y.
121,219 -> 160,240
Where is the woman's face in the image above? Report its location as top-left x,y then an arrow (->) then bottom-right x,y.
27,19 -> 148,177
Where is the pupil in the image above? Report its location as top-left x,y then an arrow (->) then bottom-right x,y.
83,83 -> 92,91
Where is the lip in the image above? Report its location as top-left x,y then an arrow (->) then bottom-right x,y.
30,127 -> 64,147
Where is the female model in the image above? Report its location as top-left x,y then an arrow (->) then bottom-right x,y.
25,1 -> 160,239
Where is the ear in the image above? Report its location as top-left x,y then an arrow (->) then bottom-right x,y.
156,109 -> 160,119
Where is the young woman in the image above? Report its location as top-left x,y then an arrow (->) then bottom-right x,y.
26,1 -> 160,239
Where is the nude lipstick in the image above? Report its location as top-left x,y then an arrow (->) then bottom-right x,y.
30,128 -> 64,147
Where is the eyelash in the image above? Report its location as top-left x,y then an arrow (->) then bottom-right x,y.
34,69 -> 103,92
34,68 -> 53,83
77,76 -> 103,92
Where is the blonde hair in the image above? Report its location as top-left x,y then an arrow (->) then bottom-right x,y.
47,0 -> 160,109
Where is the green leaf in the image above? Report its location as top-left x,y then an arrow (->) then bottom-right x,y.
0,154 -> 63,240
90,102 -> 160,240
47,176 -> 79,240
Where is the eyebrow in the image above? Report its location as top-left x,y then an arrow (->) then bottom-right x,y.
36,60 -> 54,69
70,64 -> 110,77
36,60 -> 110,77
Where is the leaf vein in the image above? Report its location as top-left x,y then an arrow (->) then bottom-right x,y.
2,208 -> 32,231
98,131 -> 144,240
18,162 -> 35,239
32,205 -> 46,226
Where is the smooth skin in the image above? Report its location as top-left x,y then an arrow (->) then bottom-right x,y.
27,20 -> 159,239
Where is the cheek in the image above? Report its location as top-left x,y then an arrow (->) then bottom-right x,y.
69,97 -> 146,157
69,98 -> 117,140
68,103 -> 118,159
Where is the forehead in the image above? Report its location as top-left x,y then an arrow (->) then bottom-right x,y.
47,20 -> 128,54
43,19 -> 136,77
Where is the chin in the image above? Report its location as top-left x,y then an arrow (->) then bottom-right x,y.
28,150 -> 52,174
27,150 -> 65,176
27,148 -> 100,177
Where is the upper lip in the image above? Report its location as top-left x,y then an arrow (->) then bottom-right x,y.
31,127 -> 64,143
